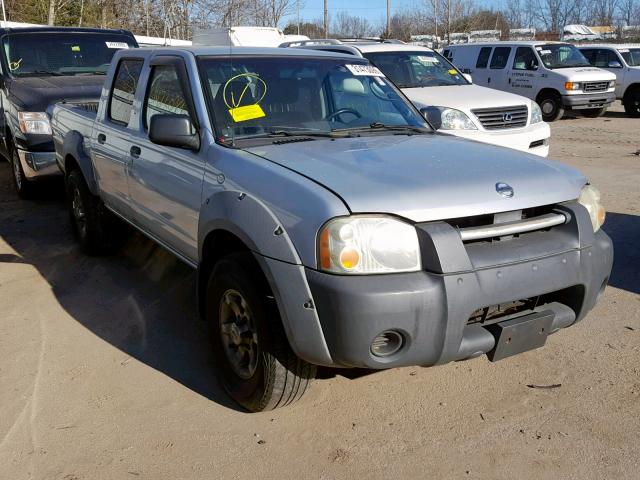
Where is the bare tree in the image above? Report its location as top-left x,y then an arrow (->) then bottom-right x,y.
590,0 -> 619,24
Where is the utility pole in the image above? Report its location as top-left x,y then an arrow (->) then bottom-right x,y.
297,0 -> 300,35
386,0 -> 390,37
1,0 -> 6,27
324,0 -> 328,38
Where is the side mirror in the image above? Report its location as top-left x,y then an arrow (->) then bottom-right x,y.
420,106 -> 442,130
463,73 -> 473,83
149,114 -> 200,151
608,60 -> 622,68
529,62 -> 539,71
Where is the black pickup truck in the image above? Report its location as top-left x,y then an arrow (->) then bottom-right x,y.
0,26 -> 137,198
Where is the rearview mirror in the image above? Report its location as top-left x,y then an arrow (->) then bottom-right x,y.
149,114 -> 200,151
463,73 -> 473,83
608,60 -> 622,68
420,107 -> 442,130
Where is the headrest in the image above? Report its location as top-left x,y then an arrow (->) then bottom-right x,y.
341,77 -> 365,95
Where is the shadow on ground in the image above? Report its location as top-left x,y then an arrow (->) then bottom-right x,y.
603,212 -> 640,295
0,163 -> 241,411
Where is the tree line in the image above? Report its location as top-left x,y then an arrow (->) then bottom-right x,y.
5,0 -> 640,41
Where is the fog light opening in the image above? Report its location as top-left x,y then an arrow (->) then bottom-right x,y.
371,330 -> 404,358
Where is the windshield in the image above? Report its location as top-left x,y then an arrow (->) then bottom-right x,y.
199,56 -> 429,143
4,32 -> 137,77
536,44 -> 591,69
363,50 -> 467,88
620,48 -> 640,67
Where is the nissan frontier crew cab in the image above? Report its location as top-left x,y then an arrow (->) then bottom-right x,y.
51,47 -> 613,412
0,26 -> 137,198
446,41 -> 616,121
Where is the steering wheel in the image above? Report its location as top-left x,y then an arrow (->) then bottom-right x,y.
324,108 -> 362,122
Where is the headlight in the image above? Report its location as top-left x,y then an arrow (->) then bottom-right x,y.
438,108 -> 477,130
608,80 -> 616,88
18,112 -> 52,135
530,102 -> 543,124
578,184 -> 606,232
564,82 -> 581,91
318,216 -> 421,274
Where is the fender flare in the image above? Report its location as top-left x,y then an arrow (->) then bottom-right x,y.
61,130 -> 99,195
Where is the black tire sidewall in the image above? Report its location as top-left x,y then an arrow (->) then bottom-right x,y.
624,90 -> 640,117
539,95 -> 564,122
10,146 -> 31,198
206,255 -> 274,411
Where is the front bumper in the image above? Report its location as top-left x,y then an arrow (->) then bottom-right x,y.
562,91 -> 616,110
302,204 -> 613,369
17,150 -> 62,179
444,121 -> 550,157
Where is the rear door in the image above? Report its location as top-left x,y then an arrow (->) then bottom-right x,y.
91,57 -> 144,216
469,46 -> 492,86
487,46 -> 512,90
126,55 -> 204,263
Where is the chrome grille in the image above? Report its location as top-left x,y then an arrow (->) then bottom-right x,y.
471,105 -> 528,130
583,81 -> 608,92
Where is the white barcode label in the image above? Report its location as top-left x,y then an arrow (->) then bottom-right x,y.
345,64 -> 385,77
106,42 -> 130,49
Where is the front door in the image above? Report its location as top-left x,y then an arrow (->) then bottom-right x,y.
127,56 -> 204,263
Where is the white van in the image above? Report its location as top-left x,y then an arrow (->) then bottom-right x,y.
193,26 -> 309,47
578,44 -> 640,117
446,41 -> 617,121
284,40 -> 551,157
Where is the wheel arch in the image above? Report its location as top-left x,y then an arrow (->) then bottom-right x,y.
536,87 -> 562,104
61,130 -> 98,195
623,82 -> 640,101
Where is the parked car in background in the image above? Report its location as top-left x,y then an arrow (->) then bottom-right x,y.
282,40 -> 551,156
1,26 -> 137,198
579,44 -> 640,117
52,46 -> 612,411
192,26 -> 309,47
445,41 -> 617,122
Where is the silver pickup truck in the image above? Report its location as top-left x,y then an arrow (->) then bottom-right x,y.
51,47 -> 613,412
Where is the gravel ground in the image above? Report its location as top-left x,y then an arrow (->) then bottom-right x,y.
0,104 -> 638,480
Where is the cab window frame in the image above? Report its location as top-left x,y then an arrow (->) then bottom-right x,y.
108,57 -> 145,126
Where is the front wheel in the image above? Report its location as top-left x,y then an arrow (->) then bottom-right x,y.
623,88 -> 640,117
582,107 -> 607,118
10,146 -> 34,199
207,253 -> 315,412
537,93 -> 565,122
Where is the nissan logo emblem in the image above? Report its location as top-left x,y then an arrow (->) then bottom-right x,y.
503,113 -> 513,122
496,182 -> 514,198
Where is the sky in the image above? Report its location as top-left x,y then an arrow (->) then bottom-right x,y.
280,0 -> 498,27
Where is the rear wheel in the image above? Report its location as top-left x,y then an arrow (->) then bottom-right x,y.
582,107 -> 607,118
623,88 -> 640,117
538,92 -> 565,122
207,253 -> 315,412
66,169 -> 126,254
9,146 -> 34,199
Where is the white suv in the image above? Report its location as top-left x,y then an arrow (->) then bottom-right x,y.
579,44 -> 640,117
282,40 -> 551,157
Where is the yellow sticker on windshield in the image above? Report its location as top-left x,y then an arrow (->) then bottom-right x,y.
72,45 -> 81,52
229,104 -> 266,122
448,69 -> 458,75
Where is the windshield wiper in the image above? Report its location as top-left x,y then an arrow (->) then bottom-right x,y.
17,70 -> 66,76
333,123 -> 430,135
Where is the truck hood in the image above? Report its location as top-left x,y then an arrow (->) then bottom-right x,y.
7,75 -> 104,112
402,84 -> 532,112
551,66 -> 616,82
245,134 -> 586,222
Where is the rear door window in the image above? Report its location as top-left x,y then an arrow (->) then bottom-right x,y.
490,47 -> 511,69
109,59 -> 144,125
476,47 -> 492,68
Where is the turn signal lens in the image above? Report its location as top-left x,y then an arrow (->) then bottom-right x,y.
564,82 -> 581,91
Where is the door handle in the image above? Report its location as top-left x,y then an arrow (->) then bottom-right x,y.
508,78 -> 511,84
130,145 -> 141,158
488,77 -> 491,83
97,133 -> 106,144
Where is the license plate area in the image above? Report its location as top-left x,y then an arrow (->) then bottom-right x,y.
486,310 -> 554,362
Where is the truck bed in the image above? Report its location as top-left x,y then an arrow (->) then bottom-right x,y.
51,101 -> 99,166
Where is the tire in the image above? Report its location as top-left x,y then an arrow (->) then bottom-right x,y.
206,253 -> 315,412
623,88 -> 640,118
66,169 -> 125,255
537,92 -> 565,122
582,107 -> 607,118
9,145 -> 35,199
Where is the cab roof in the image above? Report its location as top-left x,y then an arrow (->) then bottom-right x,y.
123,45 -> 364,59
0,26 -> 134,36
449,41 -> 566,47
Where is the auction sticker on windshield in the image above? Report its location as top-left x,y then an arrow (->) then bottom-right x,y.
345,64 -> 385,77
105,42 -> 130,49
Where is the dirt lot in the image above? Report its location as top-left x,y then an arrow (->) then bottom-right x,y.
1,104 -> 639,480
